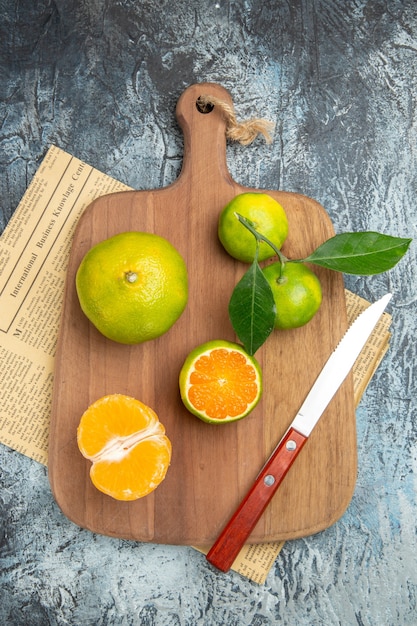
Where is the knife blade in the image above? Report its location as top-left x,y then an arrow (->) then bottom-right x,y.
206,292 -> 392,572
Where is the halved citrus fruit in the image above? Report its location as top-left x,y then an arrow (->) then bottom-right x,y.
76,231 -> 188,344
77,394 -> 172,501
179,340 -> 262,424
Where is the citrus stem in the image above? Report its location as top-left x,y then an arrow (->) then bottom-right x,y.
235,212 -> 288,271
125,271 -> 138,284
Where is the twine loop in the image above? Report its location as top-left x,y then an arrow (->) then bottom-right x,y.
197,94 -> 275,146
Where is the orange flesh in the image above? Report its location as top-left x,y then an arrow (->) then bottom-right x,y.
187,348 -> 259,419
77,395 -> 171,500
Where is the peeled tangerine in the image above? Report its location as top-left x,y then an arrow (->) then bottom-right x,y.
77,394 -> 172,501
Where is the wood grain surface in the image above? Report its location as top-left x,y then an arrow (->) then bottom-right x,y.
48,83 -> 356,545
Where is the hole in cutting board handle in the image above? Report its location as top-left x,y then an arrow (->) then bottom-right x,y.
196,97 -> 214,114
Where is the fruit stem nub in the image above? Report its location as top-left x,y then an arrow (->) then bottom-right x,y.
125,271 -> 138,284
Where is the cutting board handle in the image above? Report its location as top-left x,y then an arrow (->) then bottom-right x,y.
175,83 -> 235,188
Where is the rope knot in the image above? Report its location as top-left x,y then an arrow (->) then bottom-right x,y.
197,94 -> 275,146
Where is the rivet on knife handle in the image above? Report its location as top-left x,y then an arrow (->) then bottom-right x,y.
206,427 -> 308,572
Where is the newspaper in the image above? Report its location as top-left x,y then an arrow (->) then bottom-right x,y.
0,145 -> 391,583
0,146 -> 130,462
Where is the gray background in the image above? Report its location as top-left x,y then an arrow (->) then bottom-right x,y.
1,1 -> 416,624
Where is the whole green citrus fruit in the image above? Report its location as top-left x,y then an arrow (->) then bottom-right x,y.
262,262 -> 322,329
76,231 -> 188,344
218,192 -> 288,263
179,339 -> 262,424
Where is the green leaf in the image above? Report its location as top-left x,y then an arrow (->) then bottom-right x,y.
303,232 -> 412,275
228,260 -> 276,355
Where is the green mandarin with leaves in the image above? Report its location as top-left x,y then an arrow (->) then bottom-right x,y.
223,201 -> 411,355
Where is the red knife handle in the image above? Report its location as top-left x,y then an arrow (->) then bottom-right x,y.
206,427 -> 308,572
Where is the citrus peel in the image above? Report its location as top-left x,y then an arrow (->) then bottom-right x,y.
75,231 -> 188,344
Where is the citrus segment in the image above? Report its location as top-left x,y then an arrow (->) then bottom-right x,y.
262,261 -> 322,329
179,340 -> 262,424
77,394 -> 172,501
76,231 -> 188,344
218,192 -> 288,263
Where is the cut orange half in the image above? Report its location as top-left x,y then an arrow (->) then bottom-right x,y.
179,340 -> 262,424
77,394 -> 172,501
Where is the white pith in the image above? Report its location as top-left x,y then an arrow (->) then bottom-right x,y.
85,420 -> 165,463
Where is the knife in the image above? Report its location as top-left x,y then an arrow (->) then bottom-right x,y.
206,292 -> 392,572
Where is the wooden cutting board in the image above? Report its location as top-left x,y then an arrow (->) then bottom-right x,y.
48,82 -> 357,545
